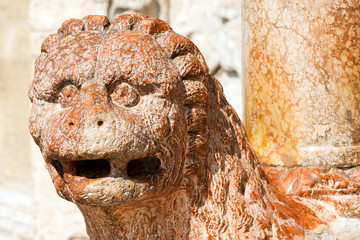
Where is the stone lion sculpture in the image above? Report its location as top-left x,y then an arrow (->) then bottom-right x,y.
29,15 -> 328,239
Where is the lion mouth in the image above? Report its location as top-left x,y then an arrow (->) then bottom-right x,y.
126,157 -> 161,180
50,157 -> 162,181
75,159 -> 111,179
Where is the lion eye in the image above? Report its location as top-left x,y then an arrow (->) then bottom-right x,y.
59,85 -> 79,108
110,82 -> 139,107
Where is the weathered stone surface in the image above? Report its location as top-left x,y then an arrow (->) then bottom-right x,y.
244,0 -> 360,168
25,8 -> 243,239
27,2 -> 109,239
29,14 -> 357,239
264,166 -> 360,218
243,3 -> 360,237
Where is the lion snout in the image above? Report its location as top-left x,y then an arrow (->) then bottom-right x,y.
77,111 -> 117,158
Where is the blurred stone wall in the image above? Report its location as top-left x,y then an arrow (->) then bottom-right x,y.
0,0 -> 34,239
1,0 -> 243,239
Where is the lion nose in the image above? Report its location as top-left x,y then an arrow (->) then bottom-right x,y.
74,82 -> 117,158
77,110 -> 117,158
84,111 -> 113,129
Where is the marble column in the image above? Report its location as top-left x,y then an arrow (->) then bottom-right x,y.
243,0 -> 360,168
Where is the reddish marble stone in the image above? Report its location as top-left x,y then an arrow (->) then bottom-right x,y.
244,0 -> 360,168
263,166 -> 360,218
29,14 -> 353,239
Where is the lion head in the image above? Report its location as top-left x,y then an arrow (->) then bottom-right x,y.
28,14 -> 212,207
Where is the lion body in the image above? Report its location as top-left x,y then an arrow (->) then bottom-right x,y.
29,15 -> 327,239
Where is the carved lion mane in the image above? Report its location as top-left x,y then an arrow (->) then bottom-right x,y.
29,14 -> 325,239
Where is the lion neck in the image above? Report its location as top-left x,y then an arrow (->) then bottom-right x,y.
76,190 -> 194,240
74,158 -> 280,240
